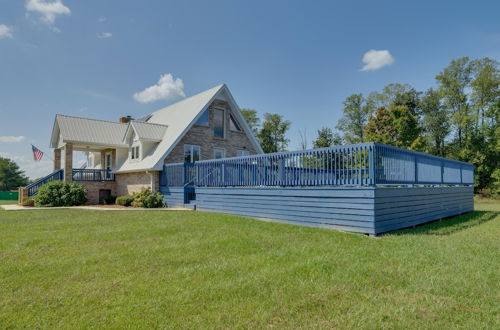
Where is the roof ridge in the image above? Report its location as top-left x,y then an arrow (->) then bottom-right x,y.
131,120 -> 168,128
148,84 -> 224,116
56,114 -> 128,126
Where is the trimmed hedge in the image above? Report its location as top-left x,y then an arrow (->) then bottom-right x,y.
34,181 -> 87,207
116,195 -> 134,207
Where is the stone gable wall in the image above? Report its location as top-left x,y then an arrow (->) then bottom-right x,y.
164,100 -> 258,163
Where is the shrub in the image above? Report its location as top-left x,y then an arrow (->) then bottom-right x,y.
131,188 -> 164,208
34,181 -> 87,207
116,195 -> 134,207
103,195 -> 117,205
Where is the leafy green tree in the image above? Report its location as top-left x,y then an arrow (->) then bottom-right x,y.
470,58 -> 500,133
365,105 -> 424,150
436,57 -> 473,148
366,83 -> 421,115
420,88 -> 450,156
313,127 -> 342,148
0,157 -> 29,191
336,94 -> 372,143
258,113 -> 291,153
241,109 -> 260,135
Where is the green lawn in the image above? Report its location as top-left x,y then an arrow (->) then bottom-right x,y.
0,199 -> 16,205
0,200 -> 498,329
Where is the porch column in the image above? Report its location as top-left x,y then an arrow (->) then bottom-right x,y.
54,148 -> 61,171
111,149 -> 116,169
101,151 -> 106,169
64,143 -> 73,182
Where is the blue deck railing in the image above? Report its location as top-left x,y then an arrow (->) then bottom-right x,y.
72,169 -> 115,182
160,143 -> 474,188
26,169 -> 64,196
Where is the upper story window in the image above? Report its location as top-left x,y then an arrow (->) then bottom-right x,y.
230,114 -> 241,132
195,109 -> 209,126
213,108 -> 225,138
131,145 -> 140,160
214,148 -> 226,159
184,144 -> 200,163
237,150 -> 250,157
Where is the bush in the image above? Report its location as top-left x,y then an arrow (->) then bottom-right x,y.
131,188 -> 164,208
34,181 -> 87,207
103,195 -> 117,205
116,195 -> 134,207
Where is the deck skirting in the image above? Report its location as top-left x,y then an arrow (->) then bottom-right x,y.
190,186 -> 473,234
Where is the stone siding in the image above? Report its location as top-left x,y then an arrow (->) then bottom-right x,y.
164,100 -> 258,163
78,181 -> 117,204
115,171 -> 160,196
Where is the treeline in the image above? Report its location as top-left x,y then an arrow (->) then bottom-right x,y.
242,57 -> 499,193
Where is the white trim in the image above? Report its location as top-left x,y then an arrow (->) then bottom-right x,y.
213,147 -> 226,159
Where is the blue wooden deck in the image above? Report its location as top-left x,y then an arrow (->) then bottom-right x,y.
159,142 -> 474,235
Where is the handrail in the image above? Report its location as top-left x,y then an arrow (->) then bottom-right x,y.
159,143 -> 474,188
26,169 -> 64,196
72,169 -> 114,181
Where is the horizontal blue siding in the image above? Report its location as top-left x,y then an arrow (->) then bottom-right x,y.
191,186 -> 473,235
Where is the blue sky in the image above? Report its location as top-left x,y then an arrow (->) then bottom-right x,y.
1,0 -> 499,178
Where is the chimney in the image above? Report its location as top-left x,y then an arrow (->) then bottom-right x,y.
119,115 -> 133,123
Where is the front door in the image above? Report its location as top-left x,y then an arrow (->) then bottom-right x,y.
105,152 -> 112,179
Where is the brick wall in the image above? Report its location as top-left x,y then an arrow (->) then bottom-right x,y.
115,171 -> 160,196
78,181 -> 117,204
164,100 -> 258,163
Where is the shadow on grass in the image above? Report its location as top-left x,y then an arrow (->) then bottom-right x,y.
389,211 -> 499,236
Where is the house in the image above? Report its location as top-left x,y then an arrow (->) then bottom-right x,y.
42,84 -> 263,203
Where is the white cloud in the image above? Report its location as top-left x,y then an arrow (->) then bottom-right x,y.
26,0 -> 71,25
360,49 -> 395,71
133,74 -> 186,103
98,16 -> 106,22
0,24 -> 13,39
97,32 -> 112,39
0,151 -> 52,179
0,136 -> 27,143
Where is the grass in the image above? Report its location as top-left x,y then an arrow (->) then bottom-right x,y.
0,199 -> 498,329
0,199 -> 16,205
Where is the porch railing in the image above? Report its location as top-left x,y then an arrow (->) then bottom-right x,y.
194,142 -> 474,187
72,169 -> 115,182
26,169 -> 64,196
159,143 -> 474,189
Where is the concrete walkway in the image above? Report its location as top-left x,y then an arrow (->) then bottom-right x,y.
0,204 -> 189,211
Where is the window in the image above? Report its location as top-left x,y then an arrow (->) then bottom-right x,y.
236,150 -> 250,157
195,109 -> 209,126
230,114 -> 241,131
214,108 -> 225,138
214,148 -> 226,159
184,144 -> 201,163
131,146 -> 140,160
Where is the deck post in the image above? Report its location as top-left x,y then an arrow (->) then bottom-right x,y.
54,148 -> 61,171
64,143 -> 73,182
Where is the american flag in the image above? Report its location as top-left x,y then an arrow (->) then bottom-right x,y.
32,145 -> 44,161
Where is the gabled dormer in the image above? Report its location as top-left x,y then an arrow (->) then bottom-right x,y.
123,121 -> 168,162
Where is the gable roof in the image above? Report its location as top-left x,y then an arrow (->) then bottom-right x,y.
125,121 -> 168,142
116,84 -> 263,173
50,114 -> 129,148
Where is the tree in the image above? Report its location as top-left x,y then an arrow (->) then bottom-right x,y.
0,157 -> 29,191
366,83 -> 421,115
313,127 -> 342,148
241,109 -> 260,135
258,113 -> 291,153
436,57 -> 473,148
420,88 -> 450,156
470,58 -> 500,134
336,94 -> 372,143
365,105 -> 424,150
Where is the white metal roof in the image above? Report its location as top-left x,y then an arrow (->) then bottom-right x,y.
128,121 -> 168,142
50,115 -> 129,148
50,84 -> 263,173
